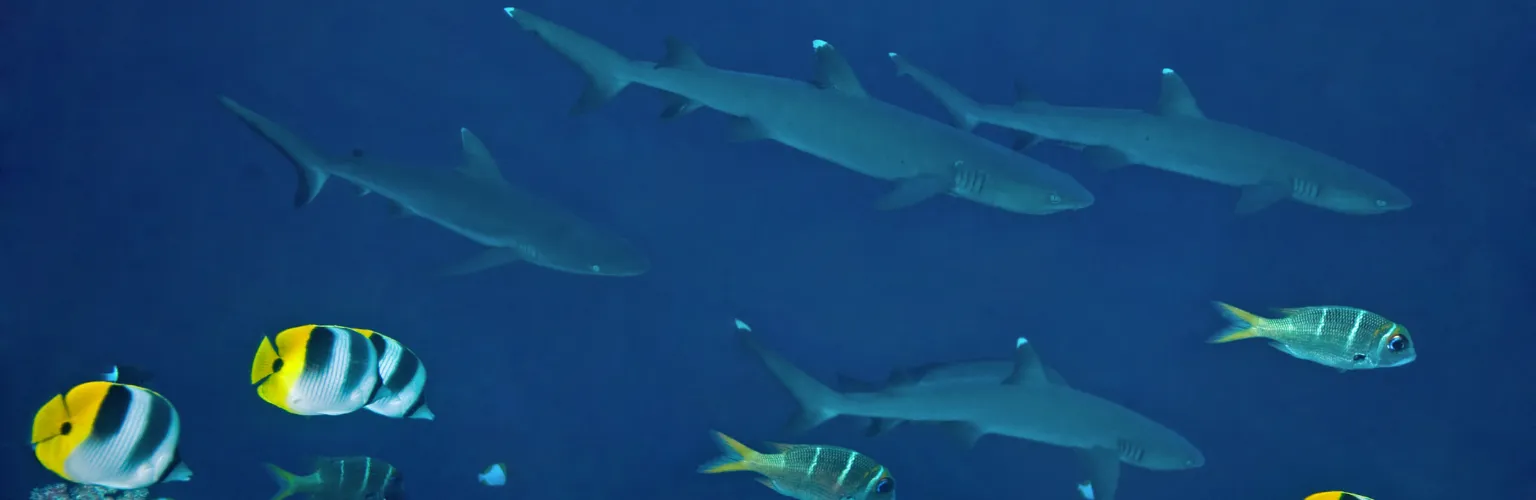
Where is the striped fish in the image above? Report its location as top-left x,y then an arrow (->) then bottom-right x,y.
265,456 -> 404,500
30,379 -> 192,490
1209,302 -> 1416,371
697,431 -> 895,500
250,325 -> 381,416
363,332 -> 434,420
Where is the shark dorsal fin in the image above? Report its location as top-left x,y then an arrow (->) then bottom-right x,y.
1002,336 -> 1049,385
660,37 -> 707,69
810,40 -> 868,97
457,128 -> 509,186
1156,68 -> 1205,119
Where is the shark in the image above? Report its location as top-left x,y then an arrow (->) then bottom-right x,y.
218,96 -> 650,277
837,359 -> 1126,500
887,54 -> 1412,215
501,7 -> 1094,215
733,323 -> 1203,500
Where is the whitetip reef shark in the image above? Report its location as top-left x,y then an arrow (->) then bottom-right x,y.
887,54 -> 1411,215
218,96 -> 650,277
501,7 -> 1094,215
734,320 -> 1203,500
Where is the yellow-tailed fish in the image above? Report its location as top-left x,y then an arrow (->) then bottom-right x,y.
31,367 -> 192,490
1305,492 -> 1374,500
363,332 -> 434,420
1209,302 -> 1415,371
697,431 -> 895,500
265,456 -> 404,500
250,324 -> 381,416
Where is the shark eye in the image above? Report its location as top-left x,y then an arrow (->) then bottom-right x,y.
1374,199 -> 1387,207
589,265 -> 601,273
1048,193 -> 1062,204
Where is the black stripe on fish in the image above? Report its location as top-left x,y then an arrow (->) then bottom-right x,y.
304,326 -> 338,374
125,391 -> 174,467
340,328 -> 377,395
364,334 -> 392,404
403,392 -> 429,418
383,346 -> 420,393
90,384 -> 135,442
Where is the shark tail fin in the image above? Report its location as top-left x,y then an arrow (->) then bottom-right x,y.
503,7 -> 639,115
735,327 -> 845,435
218,96 -> 332,207
1209,301 -> 1269,343
886,52 -> 982,131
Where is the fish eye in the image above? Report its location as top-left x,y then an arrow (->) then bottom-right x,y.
272,359 -> 284,372
59,422 -> 72,435
875,477 -> 894,494
1387,333 -> 1409,352
1374,199 -> 1387,207
1048,193 -> 1061,204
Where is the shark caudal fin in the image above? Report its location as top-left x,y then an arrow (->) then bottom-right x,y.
887,53 -> 984,132
218,96 -> 333,207
732,319 -> 846,434
502,7 -> 641,115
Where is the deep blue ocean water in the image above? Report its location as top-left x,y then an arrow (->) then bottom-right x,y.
2,0 -> 1532,499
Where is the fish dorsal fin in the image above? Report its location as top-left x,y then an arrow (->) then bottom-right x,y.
1156,68 -> 1205,119
1002,336 -> 1049,385
810,40 -> 867,97
457,128 -> 509,186
660,37 -> 706,69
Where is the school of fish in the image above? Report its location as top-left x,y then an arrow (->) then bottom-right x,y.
22,4 -> 1420,500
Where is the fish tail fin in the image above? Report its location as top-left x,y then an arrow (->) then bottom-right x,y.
1209,301 -> 1268,343
217,96 -> 333,207
886,52 -> 983,132
263,463 -> 303,500
697,430 -> 763,474
502,7 -> 640,115
250,335 -> 280,385
736,328 -> 845,434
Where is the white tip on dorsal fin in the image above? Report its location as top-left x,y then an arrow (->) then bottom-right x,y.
1003,335 -> 1049,385
734,318 -> 752,332
457,128 -> 509,185
809,39 -> 867,97
1156,68 -> 1205,119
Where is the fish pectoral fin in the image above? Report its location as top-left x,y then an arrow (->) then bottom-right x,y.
437,248 -> 524,276
874,172 -> 953,210
1003,336 -> 1050,385
726,117 -> 770,142
1234,183 -> 1289,215
938,421 -> 986,449
1155,68 -> 1206,119
810,40 -> 868,97
1074,447 -> 1120,500
1080,146 -> 1131,171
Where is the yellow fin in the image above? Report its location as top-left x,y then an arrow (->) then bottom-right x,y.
1305,492 -> 1374,500
1208,302 -> 1269,343
696,430 -> 762,474
264,463 -> 303,500
251,336 -> 280,385
32,382 -> 112,481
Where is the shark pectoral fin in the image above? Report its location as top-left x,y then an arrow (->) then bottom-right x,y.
937,421 -> 986,449
874,172 -> 953,210
1002,336 -> 1049,385
1075,448 -> 1121,500
1156,68 -> 1206,119
726,117 -> 770,142
810,40 -> 868,97
1080,146 -> 1131,171
1235,183 -> 1289,215
438,248 -> 523,276
659,91 -> 702,120
457,129 -> 511,186
865,418 -> 904,437
1010,132 -> 1044,151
